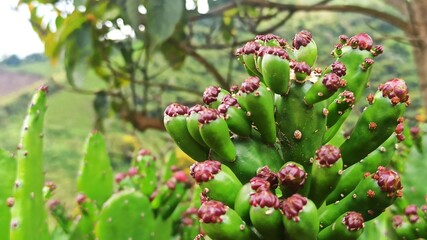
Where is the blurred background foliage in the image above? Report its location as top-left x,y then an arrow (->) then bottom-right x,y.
0,0 -> 426,225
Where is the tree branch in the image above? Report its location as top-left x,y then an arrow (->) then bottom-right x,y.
190,0 -> 409,33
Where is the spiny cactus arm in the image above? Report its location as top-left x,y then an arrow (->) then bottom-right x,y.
164,103 -> 209,162
95,190 -> 155,240
10,85 -> 50,240
340,78 -> 409,168
0,149 -> 16,240
198,108 -> 236,162
157,171 -> 190,220
392,215 -> 418,239
68,194 -> 98,240
326,135 -> 396,204
326,90 -> 355,128
319,166 -> 403,228
186,105 -> 210,147
317,211 -> 365,240
281,194 -> 319,240
198,200 -> 259,240
308,145 -> 343,207
237,76 -> 276,144
76,131 -> 114,208
304,72 -> 346,105
190,160 -> 242,207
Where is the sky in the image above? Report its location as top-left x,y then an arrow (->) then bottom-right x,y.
0,0 -> 44,59
0,0 -> 210,60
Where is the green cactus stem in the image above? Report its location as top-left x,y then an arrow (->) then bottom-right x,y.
258,46 -> 291,95
198,200 -> 258,240
76,131 -> 114,207
326,136 -> 396,204
157,171 -> 190,220
186,104 -> 209,147
48,200 -> 71,234
95,190 -> 155,240
164,103 -> 209,162
326,90 -> 355,128
281,194 -> 319,240
277,161 -> 308,197
203,86 -> 230,109
190,160 -> 242,207
292,30 -> 318,67
234,183 -> 254,224
339,78 -> 409,168
68,193 -> 98,240
304,72 -> 347,105
132,149 -> 157,196
319,166 -> 403,228
392,215 -> 418,239
237,76 -> 276,144
10,85 -> 50,240
198,108 -> 236,162
217,95 -> 252,137
0,149 -> 16,240
317,211 -> 365,240
308,145 -> 343,207
276,81 -> 327,172
215,136 -> 283,183
235,41 -> 263,79
249,190 -> 283,240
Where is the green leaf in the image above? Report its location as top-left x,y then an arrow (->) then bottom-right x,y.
146,0 -> 184,52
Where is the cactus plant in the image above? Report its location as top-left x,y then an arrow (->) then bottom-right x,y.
164,30 -> 412,239
9,85 -> 50,240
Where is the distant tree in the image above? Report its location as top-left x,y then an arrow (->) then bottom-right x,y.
2,55 -> 21,66
18,0 -> 426,131
23,53 -> 46,63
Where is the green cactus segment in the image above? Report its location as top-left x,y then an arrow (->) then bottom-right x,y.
340,79 -> 409,168
0,149 -> 16,240
281,194 -> 319,240
48,200 -> 71,234
318,211 -> 365,240
234,183 -> 254,223
186,105 -> 209,147
190,161 -> 242,207
77,131 -> 114,207
238,76 -> 276,144
157,181 -> 188,220
259,47 -> 291,95
308,145 -> 343,207
198,200 -> 258,240
95,190 -> 155,240
276,81 -> 327,171
131,150 -> 157,196
218,95 -> 252,137
235,41 -> 263,79
203,86 -> 231,109
198,109 -> 236,162
319,166 -> 402,228
10,86 -> 50,240
277,161 -> 308,197
215,136 -> 283,183
392,215 -> 418,240
292,30 -> 318,67
69,195 -> 98,240
249,191 -> 283,240
326,90 -> 355,128
402,205 -> 427,238
164,103 -> 209,162
326,136 -> 396,204
304,73 -> 346,105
